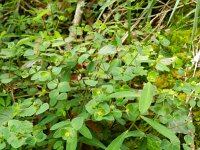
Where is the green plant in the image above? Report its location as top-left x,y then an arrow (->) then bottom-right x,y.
0,0 -> 199,150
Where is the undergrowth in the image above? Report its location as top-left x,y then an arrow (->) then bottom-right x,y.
0,0 -> 199,150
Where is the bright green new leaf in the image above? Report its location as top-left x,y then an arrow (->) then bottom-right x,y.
141,116 -> 180,144
36,103 -> 49,115
139,82 -> 154,114
106,130 -> 129,150
99,45 -> 116,55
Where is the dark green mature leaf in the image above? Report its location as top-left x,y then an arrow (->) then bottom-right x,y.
141,116 -> 180,144
139,82 -> 154,114
79,137 -> 106,149
106,130 -> 129,150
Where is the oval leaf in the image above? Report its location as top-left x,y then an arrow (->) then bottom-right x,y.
50,121 -> 70,130
71,117 -> 84,130
139,82 -> 154,114
36,103 -> 49,115
99,45 -> 116,55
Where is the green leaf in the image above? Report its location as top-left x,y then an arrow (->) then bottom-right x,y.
84,80 -> 98,86
18,105 -> 37,117
58,81 -> 71,92
52,67 -> 62,75
66,133 -> 77,150
0,107 -> 13,125
24,49 -> 35,56
99,45 -> 117,55
38,114 -> 57,126
100,0 -> 117,10
106,130 -> 129,150
1,78 -> 12,83
49,89 -> 59,99
109,91 -> 140,98
126,103 -> 140,121
33,9 -> 50,20
47,80 -> 58,90
155,63 -> 170,72
50,121 -> 70,130
160,38 -> 170,47
0,142 -> 6,150
57,93 -> 67,100
71,117 -> 84,130
139,82 -> 154,114
79,137 -> 106,149
36,103 -> 49,115
16,36 -> 36,47
126,130 -> 145,138
79,124 -> 92,139
147,135 -> 161,150
52,39 -> 65,47
78,54 -> 90,64
49,89 -> 59,106
141,116 -> 180,144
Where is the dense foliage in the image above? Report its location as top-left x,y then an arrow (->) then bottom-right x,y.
0,0 -> 199,149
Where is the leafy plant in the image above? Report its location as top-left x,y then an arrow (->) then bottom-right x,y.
0,0 -> 199,149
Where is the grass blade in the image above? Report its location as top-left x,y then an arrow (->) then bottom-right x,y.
191,0 -> 200,54
167,0 -> 180,25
